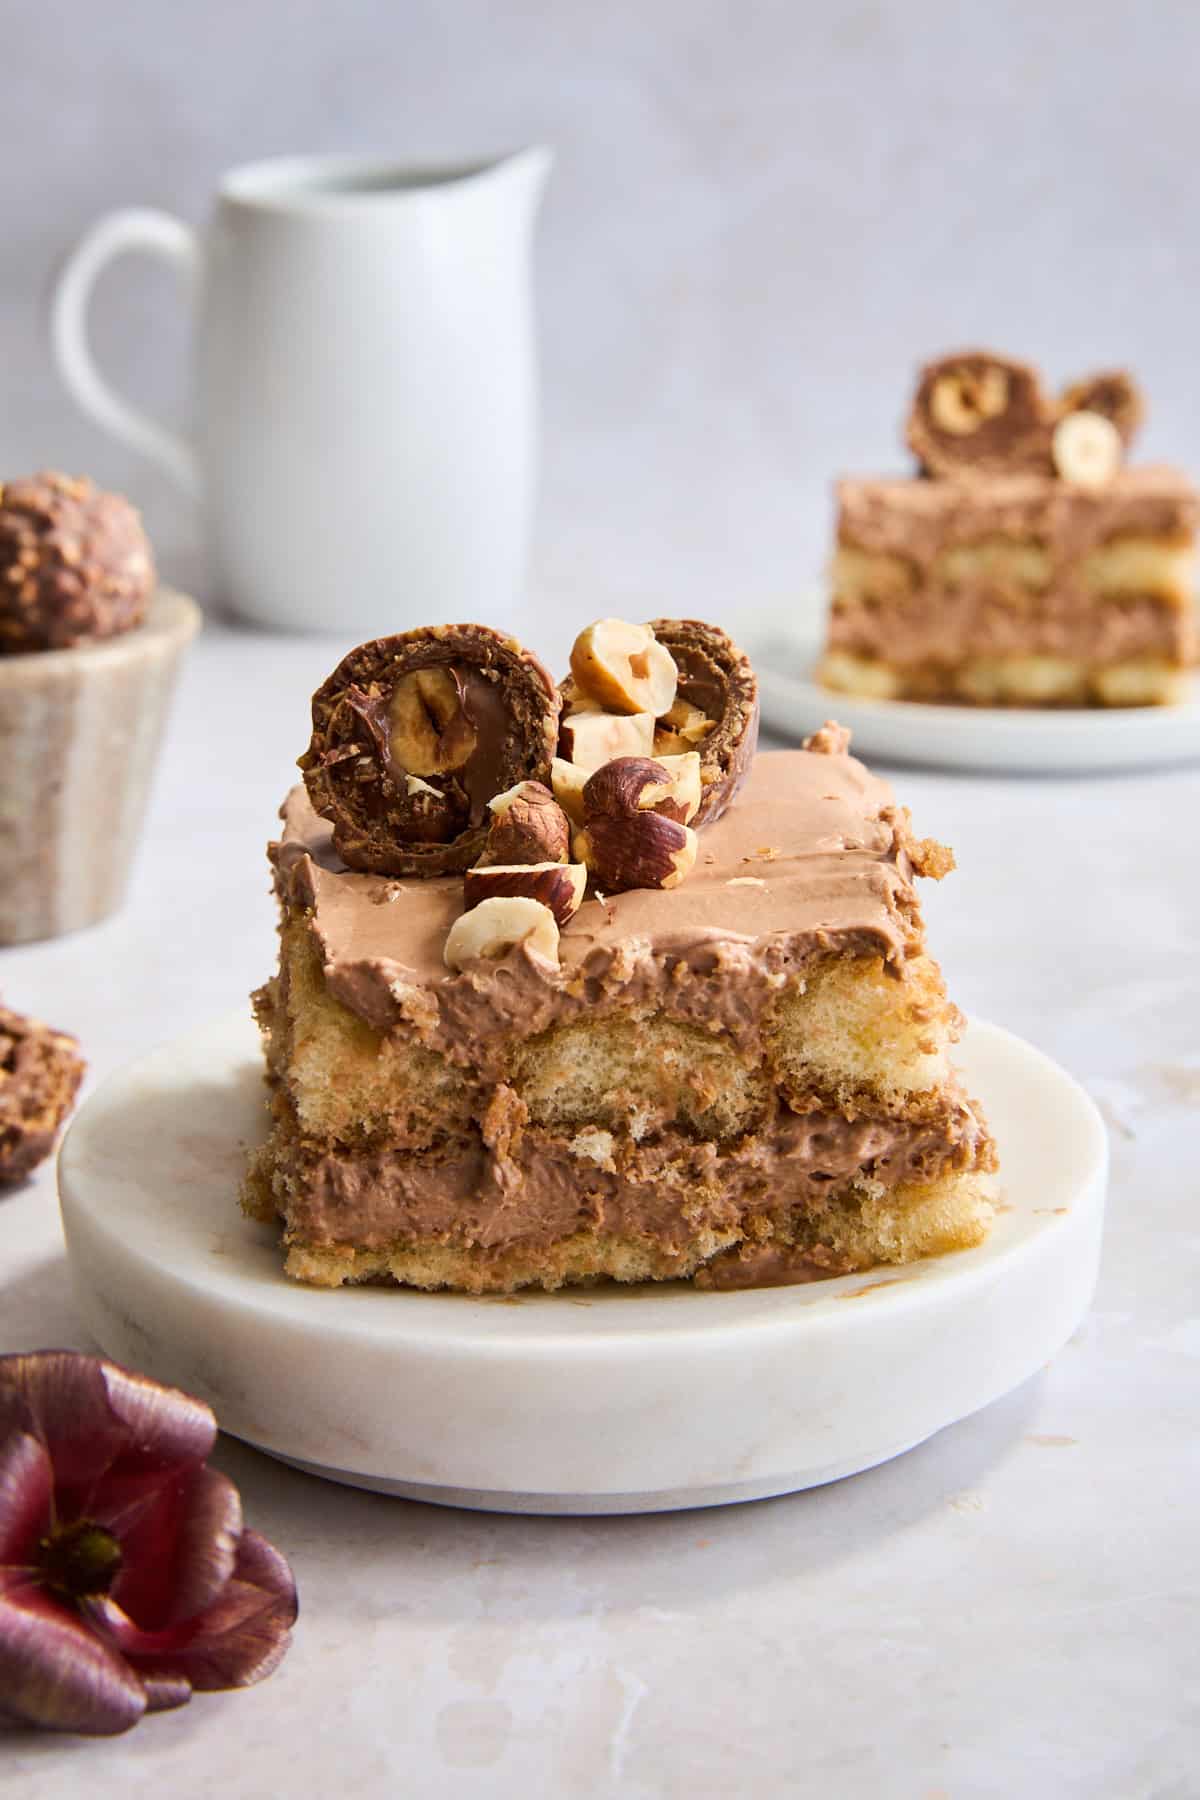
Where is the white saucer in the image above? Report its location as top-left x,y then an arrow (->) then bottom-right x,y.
746,625 -> 1200,773
58,1012 -> 1106,1515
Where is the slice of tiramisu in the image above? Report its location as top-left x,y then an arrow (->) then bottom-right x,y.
244,617 -> 996,1292
820,351 -> 1198,707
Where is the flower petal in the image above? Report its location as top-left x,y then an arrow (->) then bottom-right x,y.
231,1529 -> 299,1627
0,1353 -> 218,1496
141,1671 -> 193,1713
0,1354 -> 128,1491
121,1530 -> 297,1694
0,1430 -> 53,1565
0,1568 -> 146,1736
104,1465 -> 242,1629
100,1362 -> 217,1476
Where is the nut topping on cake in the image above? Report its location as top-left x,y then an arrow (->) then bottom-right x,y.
581,753 -> 701,826
300,625 -> 560,878
644,620 -> 759,825
463,861 -> 587,925
569,618 -> 678,716
1051,410 -> 1122,489
550,757 -> 590,826
654,697 -> 716,756
479,781 -> 570,866
802,721 -> 852,756
443,895 -> 560,970
558,707 -> 656,770
573,811 -> 698,892
906,351 -> 1053,478
1058,369 -> 1143,449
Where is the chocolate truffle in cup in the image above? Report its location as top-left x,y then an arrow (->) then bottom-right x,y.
0,472 -> 153,651
0,472 -> 200,945
300,625 -> 561,877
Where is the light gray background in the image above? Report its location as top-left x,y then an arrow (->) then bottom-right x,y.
3,0 -> 1200,627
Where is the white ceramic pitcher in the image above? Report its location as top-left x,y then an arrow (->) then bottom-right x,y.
50,149 -> 552,635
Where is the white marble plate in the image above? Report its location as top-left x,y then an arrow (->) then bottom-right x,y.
58,1012 -> 1106,1515
744,621 -> 1200,773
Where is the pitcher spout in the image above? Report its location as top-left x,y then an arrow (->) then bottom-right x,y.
488,145 -> 554,219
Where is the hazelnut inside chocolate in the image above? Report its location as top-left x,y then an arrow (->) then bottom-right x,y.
301,626 -> 560,878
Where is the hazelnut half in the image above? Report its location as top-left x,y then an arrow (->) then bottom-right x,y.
558,708 -> 656,771
463,861 -> 587,925
479,780 -> 570,866
1051,410 -> 1121,489
569,618 -> 679,716
443,895 -> 560,970
654,698 -> 715,758
929,364 -> 1009,435
389,666 -> 476,775
582,753 -> 701,825
573,813 -> 698,893
551,757 -> 590,827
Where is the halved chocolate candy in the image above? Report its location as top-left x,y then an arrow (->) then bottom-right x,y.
906,350 -> 1054,478
645,619 -> 759,826
300,626 -> 560,876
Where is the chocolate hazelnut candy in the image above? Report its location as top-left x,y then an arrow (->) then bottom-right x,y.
644,619 -> 759,827
463,861 -> 586,925
478,781 -> 570,866
905,351 -> 1054,478
1058,370 -> 1143,452
300,625 -> 560,877
0,1003 -> 86,1183
443,896 -> 560,970
0,472 -> 154,654
568,618 -> 678,716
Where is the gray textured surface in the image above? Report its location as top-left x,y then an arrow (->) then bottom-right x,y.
3,0 -> 1200,628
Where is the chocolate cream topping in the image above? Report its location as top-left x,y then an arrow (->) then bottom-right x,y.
272,747 -> 928,1067
836,465 -> 1199,572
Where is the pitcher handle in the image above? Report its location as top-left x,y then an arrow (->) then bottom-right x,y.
49,208 -> 201,499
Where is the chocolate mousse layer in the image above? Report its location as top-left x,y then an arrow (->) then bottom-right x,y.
828,586 -> 1192,668
267,1095 -> 985,1256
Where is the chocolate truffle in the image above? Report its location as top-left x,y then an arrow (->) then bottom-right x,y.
0,472 -> 155,654
0,1003 -> 86,1182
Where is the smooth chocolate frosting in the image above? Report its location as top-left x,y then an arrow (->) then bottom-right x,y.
272,748 -> 929,1065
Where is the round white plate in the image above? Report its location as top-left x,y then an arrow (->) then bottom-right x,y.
745,623 -> 1200,774
58,1012 -> 1106,1515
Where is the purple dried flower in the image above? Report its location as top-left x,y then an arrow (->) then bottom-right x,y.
0,1351 -> 297,1735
